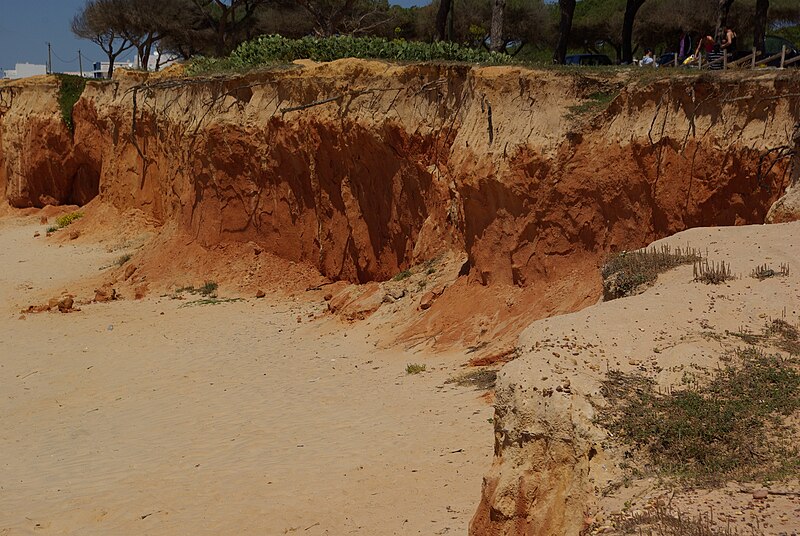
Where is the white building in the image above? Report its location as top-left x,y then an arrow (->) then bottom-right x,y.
1,63 -> 47,79
92,52 -> 178,78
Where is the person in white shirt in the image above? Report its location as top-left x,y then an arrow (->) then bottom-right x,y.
640,48 -> 656,66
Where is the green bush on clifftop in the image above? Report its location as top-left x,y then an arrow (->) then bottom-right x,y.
187,35 -> 514,74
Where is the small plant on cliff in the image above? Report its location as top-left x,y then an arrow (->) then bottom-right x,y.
392,269 -> 412,281
601,245 -> 700,300
693,259 -> 734,285
115,253 -> 132,266
566,90 -> 618,119
406,363 -> 426,374
199,281 -> 218,296
598,346 -> 800,483
55,74 -> 86,132
55,211 -> 83,228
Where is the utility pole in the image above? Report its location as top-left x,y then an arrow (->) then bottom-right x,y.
47,42 -> 52,74
78,50 -> 83,77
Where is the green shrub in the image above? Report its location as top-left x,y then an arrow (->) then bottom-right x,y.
56,211 -> 83,228
602,245 -> 700,300
188,35 -> 515,74
599,346 -> 800,483
406,363 -> 426,374
55,74 -> 86,132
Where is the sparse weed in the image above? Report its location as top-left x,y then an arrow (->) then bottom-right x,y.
55,211 -> 83,228
445,368 -> 497,390
566,90 -> 618,119
115,253 -> 132,266
608,501 -> 764,535
46,225 -> 58,233
180,297 -> 243,308
598,346 -> 800,484
405,363 -> 426,374
602,245 -> 700,300
392,269 -> 412,282
199,281 -> 218,296
693,259 -> 734,285
751,262 -> 789,280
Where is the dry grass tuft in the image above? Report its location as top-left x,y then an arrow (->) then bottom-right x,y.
602,245 -> 701,300
693,259 -> 734,285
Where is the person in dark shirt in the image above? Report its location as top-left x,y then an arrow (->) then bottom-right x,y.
721,26 -> 738,54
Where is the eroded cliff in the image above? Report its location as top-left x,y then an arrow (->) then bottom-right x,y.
3,62 -> 797,350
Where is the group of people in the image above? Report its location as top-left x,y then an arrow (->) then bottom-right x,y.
636,27 -> 738,67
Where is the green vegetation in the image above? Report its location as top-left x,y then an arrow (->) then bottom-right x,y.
599,333 -> 800,483
55,211 -> 84,228
693,259 -> 734,285
46,225 -> 59,234
392,269 -> 412,282
180,297 -> 244,307
566,90 -> 618,119
188,35 -> 514,74
115,253 -> 132,266
751,262 -> 790,280
445,368 -> 497,390
609,501 -> 761,536
602,245 -> 700,300
174,281 -> 219,297
55,74 -> 86,132
405,363 -> 427,374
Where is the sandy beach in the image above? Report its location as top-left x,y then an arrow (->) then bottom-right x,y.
0,214 -> 492,535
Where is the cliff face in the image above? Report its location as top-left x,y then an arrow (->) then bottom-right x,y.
0,77 -> 98,208
2,64 -> 796,290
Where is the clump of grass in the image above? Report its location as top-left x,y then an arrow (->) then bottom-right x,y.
115,253 -> 132,266
566,90 -> 618,119
55,211 -> 83,228
180,297 -> 243,308
598,346 -> 800,483
55,74 -> 86,132
751,262 -> 790,280
602,245 -> 701,300
609,501 -> 762,535
392,269 -> 412,282
766,318 -> 800,355
406,363 -> 426,374
174,281 -> 218,297
46,225 -> 58,233
445,368 -> 497,390
198,281 -> 218,296
693,259 -> 734,285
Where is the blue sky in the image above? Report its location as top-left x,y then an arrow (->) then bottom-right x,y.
0,0 -> 430,72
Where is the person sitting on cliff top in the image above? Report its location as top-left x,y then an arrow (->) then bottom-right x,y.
639,49 -> 656,67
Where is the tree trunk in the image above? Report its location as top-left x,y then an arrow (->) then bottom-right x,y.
553,0 -> 576,64
753,0 -> 769,53
621,0 -> 645,64
715,0 -> 735,43
490,0 -> 506,53
435,0 -> 452,41
107,54 -> 116,78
